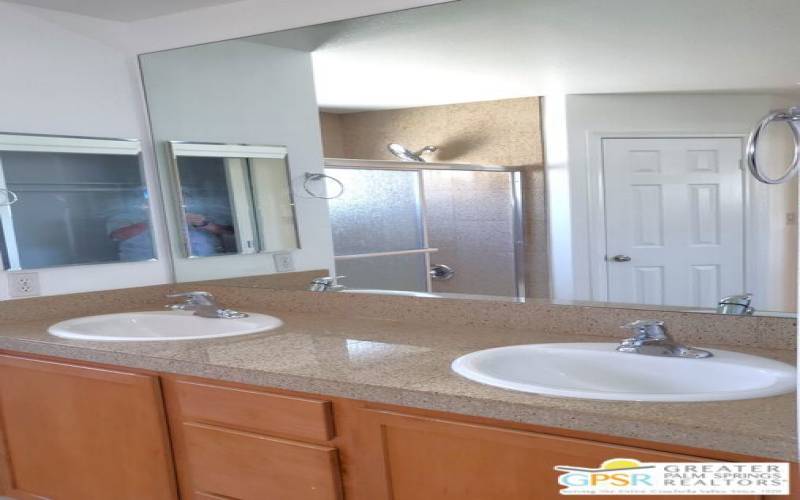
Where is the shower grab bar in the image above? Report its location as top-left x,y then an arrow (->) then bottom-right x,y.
334,248 -> 439,261
746,106 -> 800,185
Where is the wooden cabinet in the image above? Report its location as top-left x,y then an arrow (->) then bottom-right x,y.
0,354 -> 792,500
0,354 -> 177,500
358,408 -> 763,500
163,377 -> 343,500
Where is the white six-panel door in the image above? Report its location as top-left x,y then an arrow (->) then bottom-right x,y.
603,137 -> 744,307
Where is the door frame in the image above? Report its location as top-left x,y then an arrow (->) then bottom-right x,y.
585,132 -> 749,303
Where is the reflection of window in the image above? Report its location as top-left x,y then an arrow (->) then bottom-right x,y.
0,134 -> 154,270
169,142 -> 299,258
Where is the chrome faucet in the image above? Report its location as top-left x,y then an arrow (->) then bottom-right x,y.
309,276 -> 346,292
166,291 -> 248,319
717,293 -> 754,316
616,320 -> 712,359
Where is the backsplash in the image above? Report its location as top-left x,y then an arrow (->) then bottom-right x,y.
182,285 -> 796,351
0,283 -> 792,351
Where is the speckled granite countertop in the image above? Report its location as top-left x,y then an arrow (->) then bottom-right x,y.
0,309 -> 795,461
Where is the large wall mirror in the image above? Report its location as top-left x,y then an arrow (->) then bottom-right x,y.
140,0 -> 800,316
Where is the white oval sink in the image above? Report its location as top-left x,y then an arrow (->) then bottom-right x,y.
452,343 -> 796,402
48,311 -> 282,342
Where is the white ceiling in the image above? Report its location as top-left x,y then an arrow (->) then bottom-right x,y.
248,0 -> 800,111
4,0 -> 244,21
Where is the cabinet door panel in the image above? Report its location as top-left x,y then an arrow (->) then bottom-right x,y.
181,423 -> 342,500
362,409 -> 760,500
0,354 -> 177,500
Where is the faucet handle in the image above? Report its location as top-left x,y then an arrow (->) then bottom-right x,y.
719,293 -> 752,303
310,276 -> 346,284
167,291 -> 213,298
717,293 -> 754,315
166,291 -> 216,305
622,319 -> 664,329
621,320 -> 667,340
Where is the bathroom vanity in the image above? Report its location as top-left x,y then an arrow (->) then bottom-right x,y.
0,287 -> 795,500
0,352 -> 790,500
2,0 -> 800,498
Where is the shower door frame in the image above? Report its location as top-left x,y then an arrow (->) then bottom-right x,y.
324,158 -> 526,299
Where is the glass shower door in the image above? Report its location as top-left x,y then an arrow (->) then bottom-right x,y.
423,169 -> 522,298
326,168 -> 432,292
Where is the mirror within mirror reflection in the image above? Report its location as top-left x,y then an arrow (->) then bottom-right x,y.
0,134 -> 155,270
168,142 -> 299,259
139,0 -> 799,316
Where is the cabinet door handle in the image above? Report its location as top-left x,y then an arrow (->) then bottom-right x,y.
611,255 -> 632,262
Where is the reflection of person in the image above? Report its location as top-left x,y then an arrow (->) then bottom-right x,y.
108,187 -> 236,258
182,211 -> 235,255
109,211 -> 234,258
106,195 -> 155,262
180,187 -> 236,255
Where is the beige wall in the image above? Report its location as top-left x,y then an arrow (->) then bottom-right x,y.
319,112 -> 346,158
319,97 -> 549,298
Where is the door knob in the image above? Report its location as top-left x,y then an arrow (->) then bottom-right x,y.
611,255 -> 632,262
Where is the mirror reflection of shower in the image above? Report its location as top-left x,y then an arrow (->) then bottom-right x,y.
387,143 -> 439,162
322,160 -> 525,300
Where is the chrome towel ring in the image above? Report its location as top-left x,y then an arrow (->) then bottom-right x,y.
746,106 -> 800,185
303,172 -> 344,199
0,188 -> 19,206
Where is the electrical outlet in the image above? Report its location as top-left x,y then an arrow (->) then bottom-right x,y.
8,272 -> 40,298
273,252 -> 295,273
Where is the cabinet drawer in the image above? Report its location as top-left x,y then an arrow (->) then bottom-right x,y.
183,423 -> 343,500
168,379 -> 334,441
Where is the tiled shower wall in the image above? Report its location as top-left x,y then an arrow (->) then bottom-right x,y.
423,169 -> 517,296
319,97 -> 549,298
